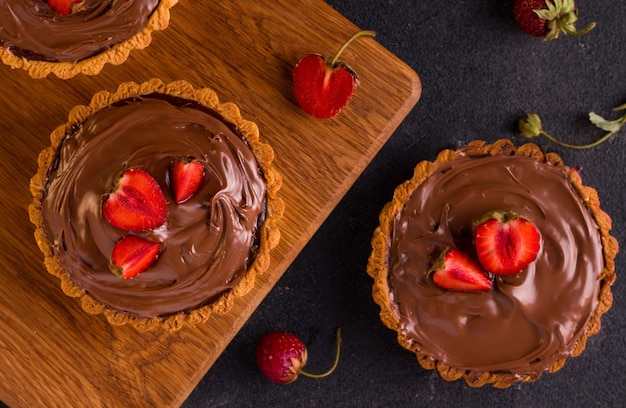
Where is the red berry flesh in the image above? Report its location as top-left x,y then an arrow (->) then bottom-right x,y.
474,211 -> 541,275
109,235 -> 162,279
430,248 -> 493,292
102,168 -> 168,232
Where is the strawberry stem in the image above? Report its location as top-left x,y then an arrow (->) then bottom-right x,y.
559,20 -> 596,37
519,111 -> 626,149
298,327 -> 342,379
328,30 -> 376,68
538,128 -> 615,149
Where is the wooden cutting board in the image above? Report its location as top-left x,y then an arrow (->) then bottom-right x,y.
0,1 -> 420,406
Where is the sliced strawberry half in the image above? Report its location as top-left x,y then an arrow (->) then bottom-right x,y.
430,248 -> 492,292
102,168 -> 168,231
293,30 -> 375,119
109,235 -> 162,279
474,211 -> 541,275
48,0 -> 83,15
170,158 -> 205,204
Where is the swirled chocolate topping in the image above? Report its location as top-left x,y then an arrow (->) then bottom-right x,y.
40,95 -> 267,318
388,154 -> 604,376
0,0 -> 159,62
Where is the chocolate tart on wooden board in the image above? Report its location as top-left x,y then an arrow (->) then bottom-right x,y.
368,139 -> 618,388
29,78 -> 284,332
0,0 -> 177,79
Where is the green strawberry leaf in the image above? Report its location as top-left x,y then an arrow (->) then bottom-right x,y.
589,112 -> 625,133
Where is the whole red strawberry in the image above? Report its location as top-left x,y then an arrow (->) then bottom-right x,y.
474,211 -> 541,275
256,331 -> 308,384
429,248 -> 492,292
293,30 -> 375,119
256,328 -> 342,384
513,0 -> 595,40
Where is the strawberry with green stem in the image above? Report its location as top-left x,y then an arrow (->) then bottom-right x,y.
102,168 -> 168,232
513,0 -> 595,41
293,30 -> 376,119
519,103 -> 626,149
256,328 -> 342,384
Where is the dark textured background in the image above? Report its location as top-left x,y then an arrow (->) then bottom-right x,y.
181,0 -> 626,407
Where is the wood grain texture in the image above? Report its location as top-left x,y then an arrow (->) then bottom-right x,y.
0,0 -> 420,406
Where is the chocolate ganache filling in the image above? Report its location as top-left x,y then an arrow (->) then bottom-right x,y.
41,95 -> 267,318
388,154 -> 604,375
0,0 -> 159,62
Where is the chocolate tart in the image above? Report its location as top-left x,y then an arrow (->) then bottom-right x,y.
367,139 -> 617,387
29,78 -> 284,332
0,0 -> 177,79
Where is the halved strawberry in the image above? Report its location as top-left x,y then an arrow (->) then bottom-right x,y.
102,168 -> 168,231
170,158 -> 205,204
474,211 -> 541,275
109,235 -> 162,279
293,30 -> 375,119
429,248 -> 492,292
48,0 -> 83,15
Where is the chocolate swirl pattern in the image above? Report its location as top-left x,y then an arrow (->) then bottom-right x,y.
368,140 -> 617,387
389,153 -> 603,374
40,95 -> 267,318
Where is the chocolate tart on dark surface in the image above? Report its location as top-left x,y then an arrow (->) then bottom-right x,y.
29,79 -> 284,332
0,0 -> 177,79
367,139 -> 617,387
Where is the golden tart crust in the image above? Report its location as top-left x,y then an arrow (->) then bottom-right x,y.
367,139 -> 617,388
29,78 -> 284,332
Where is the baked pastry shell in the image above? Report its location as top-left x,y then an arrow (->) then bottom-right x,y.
367,139 -> 618,388
29,78 -> 284,332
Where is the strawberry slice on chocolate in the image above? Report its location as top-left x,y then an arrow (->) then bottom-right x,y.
474,211 -> 541,275
170,158 -> 205,204
429,248 -> 492,292
47,0 -> 83,16
102,168 -> 168,231
109,235 -> 162,279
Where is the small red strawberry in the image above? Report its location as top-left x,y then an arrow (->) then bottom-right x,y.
109,235 -> 162,279
474,211 -> 541,275
429,248 -> 492,292
293,30 -> 375,119
170,158 -> 205,204
102,168 -> 168,232
47,0 -> 83,15
256,328 -> 342,384
513,0 -> 595,40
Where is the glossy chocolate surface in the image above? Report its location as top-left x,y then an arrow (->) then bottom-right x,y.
41,95 -> 266,318
388,154 -> 604,376
0,0 -> 159,62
